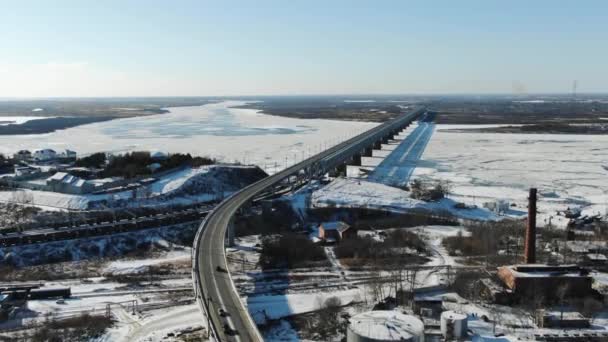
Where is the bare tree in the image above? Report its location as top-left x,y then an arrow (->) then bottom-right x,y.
578,296 -> 604,325
316,296 -> 342,340
556,283 -> 570,322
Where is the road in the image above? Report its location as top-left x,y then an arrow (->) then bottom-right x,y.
192,107 -> 426,341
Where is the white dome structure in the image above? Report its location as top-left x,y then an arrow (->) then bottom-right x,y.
440,311 -> 468,339
347,310 -> 425,342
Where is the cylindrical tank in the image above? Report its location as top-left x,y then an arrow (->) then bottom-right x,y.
440,311 -> 468,339
347,310 -> 425,342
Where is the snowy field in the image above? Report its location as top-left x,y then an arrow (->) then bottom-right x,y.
323,121 -> 608,227
312,178 -> 501,221
0,164 -> 256,210
412,126 -> 608,227
0,101 -> 377,174
0,248 -> 201,342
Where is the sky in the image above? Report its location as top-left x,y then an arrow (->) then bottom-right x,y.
1,0 -> 607,97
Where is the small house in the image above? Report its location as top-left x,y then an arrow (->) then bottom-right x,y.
317,221 -> 352,243
60,149 -> 77,159
537,310 -> 590,329
585,253 -> 607,266
46,172 -> 95,194
33,149 -> 57,162
150,151 -> 168,160
14,166 -> 40,177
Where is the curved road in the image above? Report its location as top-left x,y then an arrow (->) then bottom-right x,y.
192,107 -> 425,341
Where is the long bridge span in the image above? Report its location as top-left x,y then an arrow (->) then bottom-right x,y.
192,107 -> 426,341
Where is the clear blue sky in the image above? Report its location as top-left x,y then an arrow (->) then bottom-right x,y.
1,0 -> 606,97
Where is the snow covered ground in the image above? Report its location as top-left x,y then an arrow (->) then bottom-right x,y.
312,178 -> 502,221
0,164 -> 254,210
0,249 -> 200,342
411,126 -> 608,227
247,288 -> 362,325
0,101 -> 377,175
102,249 -> 190,276
323,121 -> 608,227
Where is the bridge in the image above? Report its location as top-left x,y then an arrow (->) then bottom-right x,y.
192,107 -> 426,341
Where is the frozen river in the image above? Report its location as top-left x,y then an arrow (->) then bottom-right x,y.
412,125 -> 608,226
0,101 -> 377,174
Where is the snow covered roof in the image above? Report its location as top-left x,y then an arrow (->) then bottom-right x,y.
506,264 -> 590,278
348,311 -> 424,341
320,221 -> 350,232
47,172 -> 89,188
543,310 -> 586,320
34,148 -> 56,154
586,253 -> 607,261
48,172 -> 68,181
150,151 -> 168,159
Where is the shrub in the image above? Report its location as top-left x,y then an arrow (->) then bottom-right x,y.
410,179 -> 451,201
335,229 -> 428,266
74,152 -> 107,168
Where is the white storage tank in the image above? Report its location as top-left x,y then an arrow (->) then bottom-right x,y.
347,310 -> 425,342
440,311 -> 468,339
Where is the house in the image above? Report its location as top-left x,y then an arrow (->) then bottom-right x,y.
14,166 -> 40,177
150,151 -> 168,160
60,149 -> 77,159
46,172 -> 95,194
584,253 -> 607,266
13,150 -> 31,161
32,149 -> 57,161
317,221 -> 352,243
483,199 -> 510,214
537,310 -> 590,329
565,241 -> 607,255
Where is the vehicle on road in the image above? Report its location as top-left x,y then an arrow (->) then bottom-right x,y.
224,323 -> 238,336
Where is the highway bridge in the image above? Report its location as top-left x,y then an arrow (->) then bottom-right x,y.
192,107 -> 426,341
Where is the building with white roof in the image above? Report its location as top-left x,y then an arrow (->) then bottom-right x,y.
33,149 -> 57,161
347,311 -> 425,342
46,172 -> 95,194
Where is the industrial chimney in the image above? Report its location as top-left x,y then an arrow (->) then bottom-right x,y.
524,188 -> 537,264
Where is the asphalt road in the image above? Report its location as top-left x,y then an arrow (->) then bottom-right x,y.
192,107 -> 426,341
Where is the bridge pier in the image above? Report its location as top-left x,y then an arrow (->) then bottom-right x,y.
350,154 -> 362,166
334,163 -> 347,177
363,147 -> 373,157
373,140 -> 382,149
226,219 -> 235,247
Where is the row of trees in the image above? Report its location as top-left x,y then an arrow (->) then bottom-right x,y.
335,229 -> 428,266
443,220 -> 524,261
74,151 -> 216,179
259,234 -> 327,269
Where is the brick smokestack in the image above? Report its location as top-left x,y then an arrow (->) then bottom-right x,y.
525,188 -> 537,264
